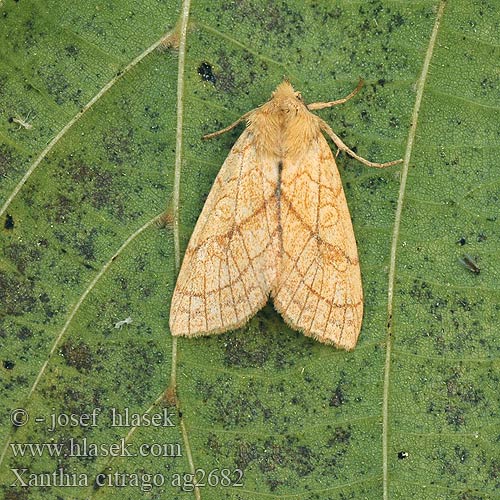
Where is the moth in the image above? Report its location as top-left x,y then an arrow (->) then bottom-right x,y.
170,80 -> 401,349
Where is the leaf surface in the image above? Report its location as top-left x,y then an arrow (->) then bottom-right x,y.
0,1 -> 498,499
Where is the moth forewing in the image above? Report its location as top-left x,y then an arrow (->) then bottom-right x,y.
169,129 -> 280,336
271,136 -> 363,350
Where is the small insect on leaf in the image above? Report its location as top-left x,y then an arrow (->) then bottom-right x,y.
114,316 -> 133,329
459,254 -> 480,275
9,111 -> 34,130
170,80 -> 402,350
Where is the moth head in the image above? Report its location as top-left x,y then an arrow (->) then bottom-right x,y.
272,80 -> 306,114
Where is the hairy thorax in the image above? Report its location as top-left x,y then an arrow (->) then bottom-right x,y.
247,83 -> 322,162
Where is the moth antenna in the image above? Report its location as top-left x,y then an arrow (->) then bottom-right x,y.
307,79 -> 364,110
202,110 -> 253,140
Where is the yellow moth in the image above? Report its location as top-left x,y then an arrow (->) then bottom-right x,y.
170,80 -> 401,349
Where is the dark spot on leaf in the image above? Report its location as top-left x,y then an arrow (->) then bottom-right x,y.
114,341 -> 164,405
65,45 -> 79,58
3,488 -> 29,500
457,237 -> 467,246
58,387 -> 104,417
0,143 -> 14,178
102,127 -> 134,165
198,62 -> 216,84
60,340 -> 94,372
265,478 -> 283,492
388,12 -> 405,32
480,77 -> 492,88
65,156 -> 122,213
223,333 -> 270,368
320,6 -> 343,22
206,433 -> 222,456
329,384 -> 347,407
37,66 -> 81,106
195,379 -> 214,402
328,426 -> 351,445
409,280 -> 433,303
235,440 -> 259,470
17,326 -> 32,340
0,271 -> 36,315
43,193 -> 73,224
215,50 -> 236,93
3,360 -> 15,370
454,445 -> 469,463
360,175 -> 388,194
76,228 -> 98,261
231,1 -> 304,38
458,491 -> 487,500
457,298 -> 471,311
490,460 -> 499,481
398,451 -> 409,459
209,377 -> 276,429
4,214 -> 14,230
445,403 -> 466,428
359,18 -> 371,32
445,369 -> 484,406
259,436 -> 314,481
389,116 -> 400,128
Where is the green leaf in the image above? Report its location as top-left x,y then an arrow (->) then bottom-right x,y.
0,1 -> 498,499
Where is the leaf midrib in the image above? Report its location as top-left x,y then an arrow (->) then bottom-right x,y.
171,1 -> 200,500
382,2 -> 448,499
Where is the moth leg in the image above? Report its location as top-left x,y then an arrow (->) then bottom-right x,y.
307,79 -> 364,110
319,119 -> 403,168
203,110 -> 253,140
